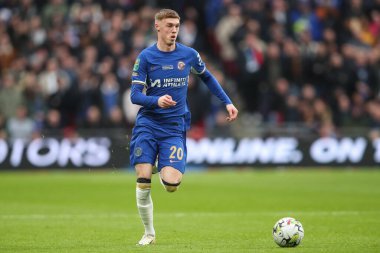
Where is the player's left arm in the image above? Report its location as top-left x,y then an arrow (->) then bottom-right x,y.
191,49 -> 239,121
198,70 -> 238,122
225,104 -> 238,122
191,50 -> 238,122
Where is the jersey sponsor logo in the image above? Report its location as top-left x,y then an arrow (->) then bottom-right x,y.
133,58 -> 140,71
150,78 -> 187,88
177,61 -> 185,70
169,160 -> 181,163
150,79 -> 161,87
162,65 -> 174,70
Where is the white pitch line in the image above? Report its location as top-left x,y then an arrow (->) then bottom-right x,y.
0,213 -> 137,220
0,211 -> 378,220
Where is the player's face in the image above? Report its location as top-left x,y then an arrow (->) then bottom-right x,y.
156,18 -> 180,46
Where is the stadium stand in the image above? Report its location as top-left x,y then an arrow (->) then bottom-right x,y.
0,0 -> 380,141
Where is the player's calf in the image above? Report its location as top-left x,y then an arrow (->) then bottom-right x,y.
136,178 -> 155,237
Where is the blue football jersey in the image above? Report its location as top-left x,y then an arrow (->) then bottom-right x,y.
132,43 -> 206,128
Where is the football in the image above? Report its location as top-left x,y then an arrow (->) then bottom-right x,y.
272,217 -> 304,247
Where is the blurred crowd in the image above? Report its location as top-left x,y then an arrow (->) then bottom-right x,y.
0,0 -> 380,141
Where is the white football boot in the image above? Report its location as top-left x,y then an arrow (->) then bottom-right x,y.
137,234 -> 156,246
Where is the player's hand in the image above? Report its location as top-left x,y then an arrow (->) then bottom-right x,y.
158,95 -> 177,108
226,104 -> 238,122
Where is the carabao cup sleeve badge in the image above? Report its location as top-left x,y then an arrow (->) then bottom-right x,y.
133,58 -> 140,71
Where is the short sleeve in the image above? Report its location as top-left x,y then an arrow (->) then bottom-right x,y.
131,53 -> 148,86
190,50 -> 206,75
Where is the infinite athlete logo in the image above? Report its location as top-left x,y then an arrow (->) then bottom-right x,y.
150,78 -> 187,88
177,61 -> 185,70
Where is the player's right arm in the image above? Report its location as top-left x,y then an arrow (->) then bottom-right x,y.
131,85 -> 176,109
130,54 -> 175,109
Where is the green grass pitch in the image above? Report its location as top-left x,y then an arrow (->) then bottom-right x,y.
1,169 -> 380,253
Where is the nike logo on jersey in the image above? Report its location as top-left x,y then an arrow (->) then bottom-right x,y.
149,66 -> 161,71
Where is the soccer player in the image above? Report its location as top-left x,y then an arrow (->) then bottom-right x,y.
130,9 -> 238,245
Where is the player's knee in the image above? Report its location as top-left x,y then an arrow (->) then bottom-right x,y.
161,178 -> 181,193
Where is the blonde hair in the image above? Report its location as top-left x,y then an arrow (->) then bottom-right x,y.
155,9 -> 180,21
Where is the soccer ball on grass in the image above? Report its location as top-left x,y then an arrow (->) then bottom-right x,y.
272,217 -> 304,247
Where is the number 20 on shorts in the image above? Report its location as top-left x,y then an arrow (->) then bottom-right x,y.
169,146 -> 183,160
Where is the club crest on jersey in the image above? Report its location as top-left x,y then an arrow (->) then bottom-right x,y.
177,61 -> 185,70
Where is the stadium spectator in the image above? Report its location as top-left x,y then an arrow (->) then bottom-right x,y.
0,34 -> 16,71
43,109 -> 62,130
236,31 -> 266,112
260,77 -> 295,124
104,105 -> 125,128
263,42 -> 283,88
80,105 -> 104,129
0,73 -> 24,119
100,72 -> 120,116
6,105 -> 36,143
215,3 -> 242,76
121,87 -> 140,126
0,113 -> 6,139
